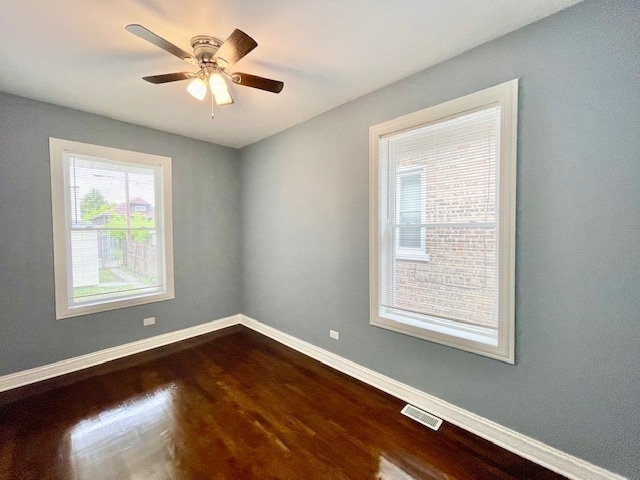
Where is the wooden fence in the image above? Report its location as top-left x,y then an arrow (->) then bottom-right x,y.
124,241 -> 157,278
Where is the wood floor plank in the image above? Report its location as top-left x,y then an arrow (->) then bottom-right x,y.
0,326 -> 566,479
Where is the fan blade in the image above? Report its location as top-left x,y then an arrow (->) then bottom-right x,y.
126,24 -> 196,64
213,29 -> 257,68
230,73 -> 284,93
143,72 -> 194,84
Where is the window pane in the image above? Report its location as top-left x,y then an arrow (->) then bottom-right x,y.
70,229 -> 162,306
400,175 -> 421,211
394,225 -> 498,327
398,212 -> 421,248
69,156 -> 156,228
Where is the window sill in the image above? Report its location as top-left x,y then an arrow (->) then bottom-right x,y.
56,290 -> 175,320
395,253 -> 430,263
371,311 -> 513,364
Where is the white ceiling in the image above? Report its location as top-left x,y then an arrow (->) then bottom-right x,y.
0,0 -> 581,149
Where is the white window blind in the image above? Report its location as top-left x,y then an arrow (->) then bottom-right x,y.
370,79 -> 517,363
50,139 -> 174,319
380,106 -> 500,329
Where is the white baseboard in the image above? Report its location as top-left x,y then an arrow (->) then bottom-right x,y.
240,315 -> 626,480
0,314 -> 242,393
0,313 -> 625,480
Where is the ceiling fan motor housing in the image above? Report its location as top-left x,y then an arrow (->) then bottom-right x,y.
191,36 -> 224,68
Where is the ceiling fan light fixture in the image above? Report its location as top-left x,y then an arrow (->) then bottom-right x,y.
209,73 -> 234,106
187,77 -> 207,100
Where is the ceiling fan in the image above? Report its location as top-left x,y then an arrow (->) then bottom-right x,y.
126,24 -> 283,110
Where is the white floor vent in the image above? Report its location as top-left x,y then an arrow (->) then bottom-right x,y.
401,404 -> 443,431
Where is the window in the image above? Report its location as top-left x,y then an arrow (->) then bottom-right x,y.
49,138 -> 174,319
395,167 -> 428,261
370,80 -> 517,363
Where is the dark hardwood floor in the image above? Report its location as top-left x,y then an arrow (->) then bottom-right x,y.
0,326 -> 565,479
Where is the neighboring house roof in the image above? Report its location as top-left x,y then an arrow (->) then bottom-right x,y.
114,197 -> 154,218
90,197 -> 154,224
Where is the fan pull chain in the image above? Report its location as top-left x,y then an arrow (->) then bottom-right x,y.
211,92 -> 215,119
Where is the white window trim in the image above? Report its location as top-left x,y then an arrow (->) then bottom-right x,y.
394,166 -> 429,262
49,138 -> 175,319
369,79 -> 518,364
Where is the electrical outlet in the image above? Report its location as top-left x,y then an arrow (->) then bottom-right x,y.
143,317 -> 156,326
330,330 -> 339,340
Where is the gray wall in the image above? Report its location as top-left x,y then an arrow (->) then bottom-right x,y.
0,93 -> 242,375
240,0 -> 639,477
1,0 -> 638,477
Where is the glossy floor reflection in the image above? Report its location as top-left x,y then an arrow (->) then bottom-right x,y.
70,388 -> 176,478
0,326 -> 565,479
